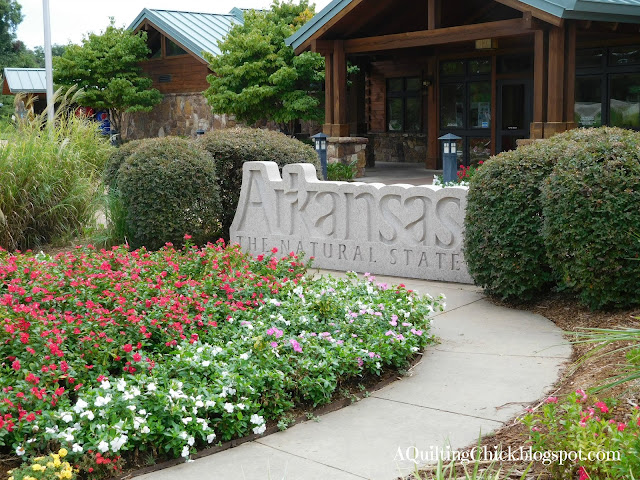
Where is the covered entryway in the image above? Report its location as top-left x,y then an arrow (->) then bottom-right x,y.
286,0 -> 640,173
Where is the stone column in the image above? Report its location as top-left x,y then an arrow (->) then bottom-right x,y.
327,137 -> 369,178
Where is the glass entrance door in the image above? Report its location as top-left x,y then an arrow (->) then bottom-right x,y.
497,79 -> 532,153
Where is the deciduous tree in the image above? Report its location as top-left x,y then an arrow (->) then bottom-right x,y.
53,20 -> 162,137
204,1 -> 324,134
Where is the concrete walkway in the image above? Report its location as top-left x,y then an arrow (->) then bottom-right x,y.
137,272 -> 571,480
358,161 -> 439,186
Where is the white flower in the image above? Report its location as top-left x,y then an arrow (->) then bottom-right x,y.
110,435 -> 128,452
250,414 -> 265,425
141,425 -> 151,434
132,387 -> 141,397
95,395 -> 112,407
62,413 -> 73,423
116,378 -> 127,392
127,405 -> 136,411
207,433 -> 216,443
205,400 -> 216,408
45,426 -> 58,434
139,409 -> 147,415
15,445 -> 25,456
181,445 -> 190,458
147,383 -> 157,392
73,398 -> 88,413
239,352 -> 249,360
182,417 -> 193,424
98,440 -> 109,453
72,443 -> 83,453
101,380 -> 111,390
202,360 -> 211,367
237,403 -> 245,410
253,424 -> 266,435
187,436 -> 195,446
123,392 -> 134,401
80,410 -> 95,421
223,403 -> 234,413
179,431 -> 188,440
195,400 -> 204,408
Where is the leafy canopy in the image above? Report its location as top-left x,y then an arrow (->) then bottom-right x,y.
53,20 -> 162,134
204,1 -> 324,134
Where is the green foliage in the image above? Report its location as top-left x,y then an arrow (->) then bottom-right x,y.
541,127 -> 640,310
0,89 -> 113,251
53,20 -> 162,136
327,161 -> 356,181
114,137 -> 222,250
523,391 -> 640,479
197,127 -> 319,238
0,0 -> 22,67
464,137 -> 569,301
204,1 -> 324,134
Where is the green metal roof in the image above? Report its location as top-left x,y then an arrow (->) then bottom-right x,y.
128,9 -> 244,61
3,68 -> 46,93
286,0 -> 640,51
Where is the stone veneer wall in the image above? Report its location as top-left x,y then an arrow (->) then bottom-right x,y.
123,93 -> 236,140
327,137 -> 368,178
366,132 -> 428,165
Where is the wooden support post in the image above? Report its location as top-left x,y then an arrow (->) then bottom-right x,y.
564,22 -> 577,127
531,29 -> 546,139
332,40 -> 349,137
426,56 -> 438,169
428,0 -> 440,30
323,51 -> 334,135
547,26 -> 565,123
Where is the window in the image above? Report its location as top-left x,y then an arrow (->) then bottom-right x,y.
166,38 -> 187,57
575,45 -> 640,129
386,77 -> 421,132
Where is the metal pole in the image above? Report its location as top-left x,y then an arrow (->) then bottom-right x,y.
42,0 -> 55,126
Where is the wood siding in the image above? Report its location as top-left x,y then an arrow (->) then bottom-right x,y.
141,55 -> 211,94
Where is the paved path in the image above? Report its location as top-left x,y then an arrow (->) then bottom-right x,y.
358,162 -> 438,186
137,271 -> 570,480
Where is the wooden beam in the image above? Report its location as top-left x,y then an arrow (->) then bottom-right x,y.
311,39 -> 334,55
564,22 -> 577,124
344,18 -> 534,53
333,40 -> 348,134
547,26 -> 565,122
427,0 -> 440,30
493,0 -> 563,27
426,56 -> 438,169
533,29 -> 546,123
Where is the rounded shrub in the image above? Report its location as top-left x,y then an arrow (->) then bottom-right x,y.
115,137 -> 222,250
464,136 -> 572,301
198,127 -> 320,238
541,127 -> 640,310
104,139 -> 153,190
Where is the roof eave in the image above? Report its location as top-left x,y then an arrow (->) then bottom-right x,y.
285,0 -> 352,50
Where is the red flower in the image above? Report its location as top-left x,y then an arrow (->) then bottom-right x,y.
132,353 -> 142,362
11,360 -> 20,371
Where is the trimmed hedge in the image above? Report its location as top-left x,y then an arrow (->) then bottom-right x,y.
464,137 -> 570,301
115,137 -> 222,250
104,139 -> 153,190
541,127 -> 640,310
198,127 -> 319,238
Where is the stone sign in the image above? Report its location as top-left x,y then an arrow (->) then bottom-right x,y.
230,162 -> 473,284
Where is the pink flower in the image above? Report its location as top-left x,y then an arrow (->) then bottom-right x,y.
270,342 -> 278,348
595,401 -> 608,413
618,422 -> 626,432
545,396 -> 558,404
578,466 -> 589,480
575,389 -> 588,403
183,234 -> 192,240
357,357 -> 363,367
122,344 -> 133,353
289,339 -> 302,353
132,353 -> 142,362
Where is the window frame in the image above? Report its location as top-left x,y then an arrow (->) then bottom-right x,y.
575,45 -> 640,130
385,76 -> 422,133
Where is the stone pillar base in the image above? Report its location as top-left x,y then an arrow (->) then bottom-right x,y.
327,137 -> 369,178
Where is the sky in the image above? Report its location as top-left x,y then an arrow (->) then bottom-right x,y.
15,0 -> 333,50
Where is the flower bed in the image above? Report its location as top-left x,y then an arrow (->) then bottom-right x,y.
0,242 -> 442,477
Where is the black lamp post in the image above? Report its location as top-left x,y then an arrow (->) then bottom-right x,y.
438,133 -> 462,184
311,132 -> 328,180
